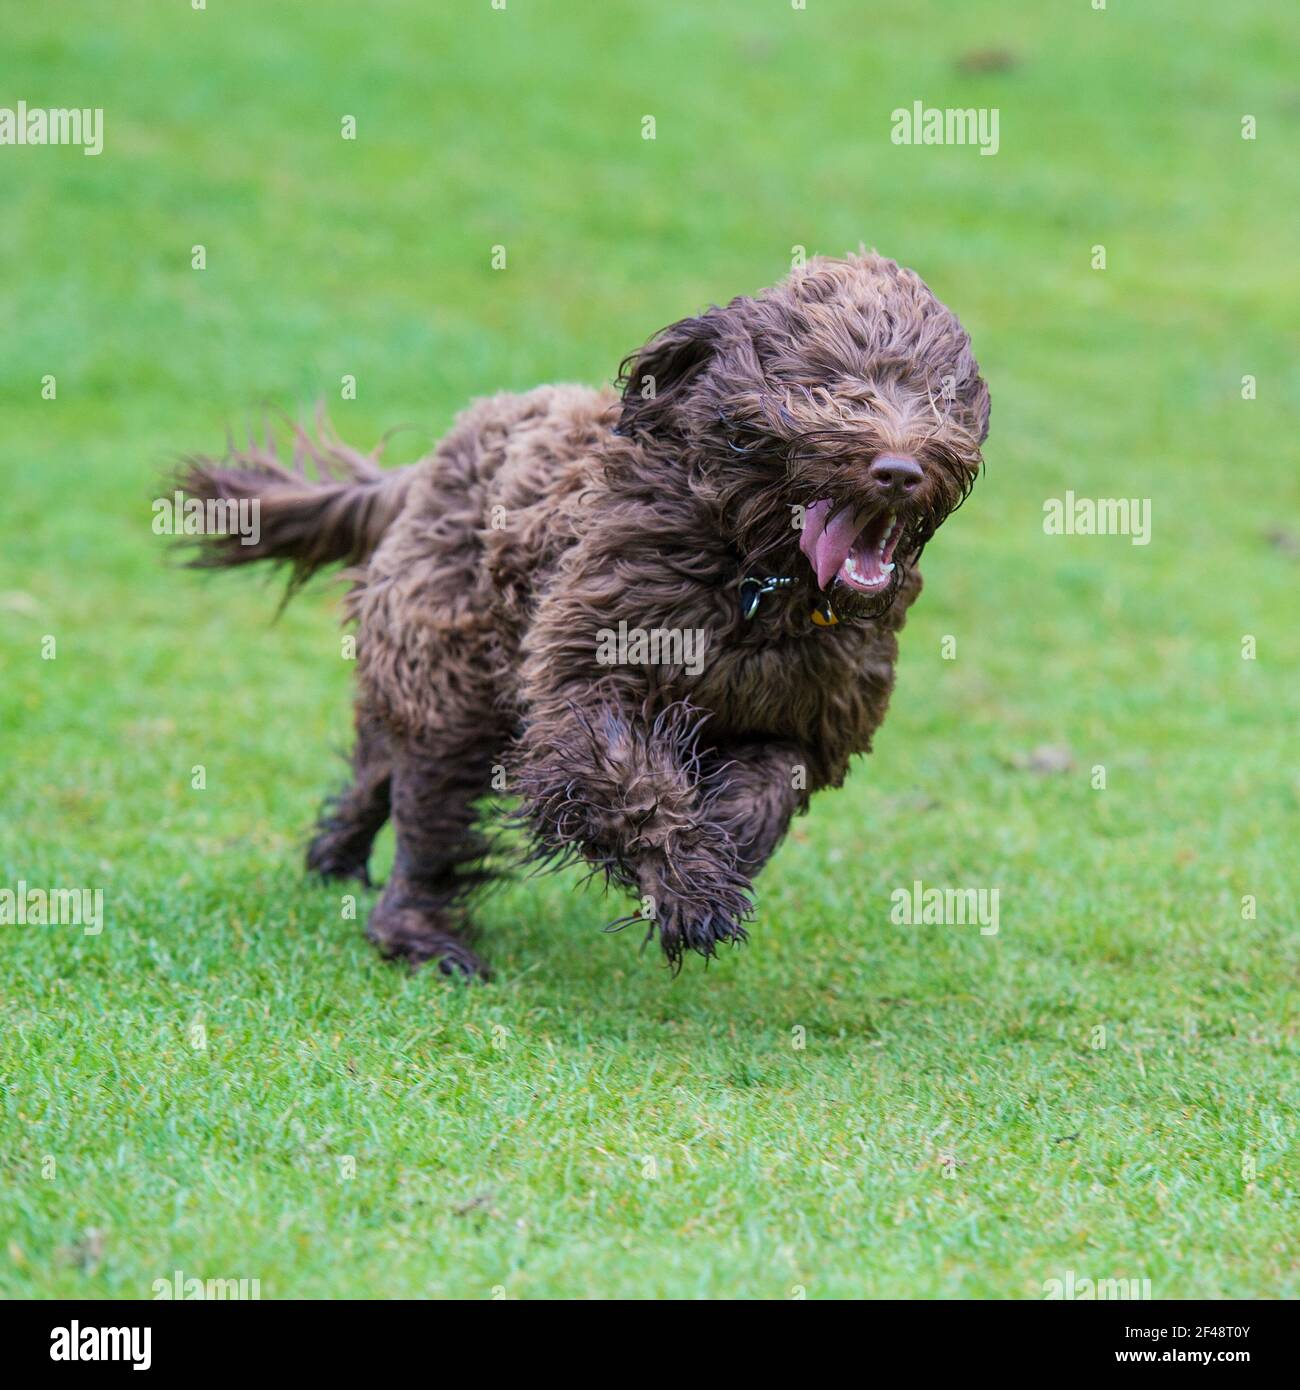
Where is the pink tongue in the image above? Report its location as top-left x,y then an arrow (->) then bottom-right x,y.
799,497 -> 865,590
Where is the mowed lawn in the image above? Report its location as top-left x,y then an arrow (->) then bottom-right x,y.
1,1 -> 1297,1299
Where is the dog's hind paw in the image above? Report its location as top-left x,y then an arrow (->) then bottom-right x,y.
365,904 -> 490,980
306,827 -> 375,886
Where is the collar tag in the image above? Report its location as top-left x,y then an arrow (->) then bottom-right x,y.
810,599 -> 839,626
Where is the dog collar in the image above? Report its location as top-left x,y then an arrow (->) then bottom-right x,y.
740,574 -> 840,627
740,574 -> 793,620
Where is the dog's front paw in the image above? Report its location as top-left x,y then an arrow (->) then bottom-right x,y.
657,901 -> 749,968
634,862 -> 753,970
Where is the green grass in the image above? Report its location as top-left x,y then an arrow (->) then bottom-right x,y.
2,0 -> 1297,1299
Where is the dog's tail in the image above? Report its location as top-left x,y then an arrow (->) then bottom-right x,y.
172,417 -> 416,600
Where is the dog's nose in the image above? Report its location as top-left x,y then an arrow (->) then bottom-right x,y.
869,454 -> 923,496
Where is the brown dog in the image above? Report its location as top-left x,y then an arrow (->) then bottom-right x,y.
179,252 -> 990,976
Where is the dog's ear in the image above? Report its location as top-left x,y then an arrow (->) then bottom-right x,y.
969,373 -> 991,445
616,310 -> 722,438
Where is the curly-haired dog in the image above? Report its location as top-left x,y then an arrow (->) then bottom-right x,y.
178,252 -> 990,977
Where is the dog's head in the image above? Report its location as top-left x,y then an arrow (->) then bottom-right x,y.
616,253 -> 989,620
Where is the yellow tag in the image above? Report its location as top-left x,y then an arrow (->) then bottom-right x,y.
810,604 -> 838,627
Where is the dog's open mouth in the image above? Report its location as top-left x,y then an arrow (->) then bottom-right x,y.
799,498 -> 907,593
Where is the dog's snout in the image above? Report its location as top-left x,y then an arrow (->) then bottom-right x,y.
868,454 -> 923,496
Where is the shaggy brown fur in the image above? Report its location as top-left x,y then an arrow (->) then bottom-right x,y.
176,253 -> 989,977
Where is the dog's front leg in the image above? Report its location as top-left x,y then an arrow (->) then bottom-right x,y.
704,740 -> 812,875
514,699 -> 755,966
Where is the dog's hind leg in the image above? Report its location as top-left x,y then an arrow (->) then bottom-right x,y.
306,710 -> 392,886
364,735 -> 499,978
